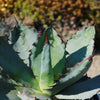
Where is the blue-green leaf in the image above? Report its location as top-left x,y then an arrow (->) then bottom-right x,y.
40,43 -> 54,91
0,72 -> 40,100
10,24 -> 38,66
45,59 -> 92,95
46,28 -> 66,80
66,27 -> 95,68
31,32 -> 54,91
44,27 -> 95,95
31,31 -> 46,83
0,73 -> 20,100
0,37 -> 35,87
31,28 -> 66,91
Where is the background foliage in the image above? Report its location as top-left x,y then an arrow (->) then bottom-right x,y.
0,0 -> 100,49
0,0 -> 100,24
0,0 -> 90,26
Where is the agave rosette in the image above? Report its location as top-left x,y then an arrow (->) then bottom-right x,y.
0,24 -> 99,100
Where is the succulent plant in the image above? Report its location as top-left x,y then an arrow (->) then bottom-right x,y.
0,24 -> 99,100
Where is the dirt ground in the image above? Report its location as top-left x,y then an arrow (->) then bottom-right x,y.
87,53 -> 100,78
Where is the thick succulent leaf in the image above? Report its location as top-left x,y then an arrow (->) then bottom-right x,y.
0,37 -> 36,87
10,24 -> 38,66
0,73 -> 20,100
40,43 -> 54,91
45,59 -> 92,95
55,75 -> 100,99
31,32 -> 54,91
0,73 -> 41,100
46,27 -> 95,96
31,28 -> 66,90
13,85 -> 45,100
9,24 -> 20,44
31,31 -> 46,82
17,94 -> 34,100
16,81 -> 52,100
17,92 -> 52,100
46,28 -> 66,80
66,27 -> 95,68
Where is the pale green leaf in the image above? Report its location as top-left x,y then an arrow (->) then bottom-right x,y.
45,59 -> 92,95
17,93 -> 52,100
46,28 -> 66,80
31,31 -> 46,82
40,43 -> 54,91
66,27 -> 95,68
31,31 -> 54,91
10,24 -> 38,66
31,28 -> 66,91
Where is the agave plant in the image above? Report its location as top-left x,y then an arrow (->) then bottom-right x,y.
0,24 -> 99,100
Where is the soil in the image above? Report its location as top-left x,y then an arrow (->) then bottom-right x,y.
87,53 -> 100,78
